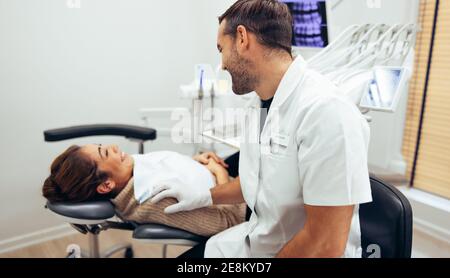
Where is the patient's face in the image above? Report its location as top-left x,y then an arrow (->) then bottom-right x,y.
81,144 -> 133,191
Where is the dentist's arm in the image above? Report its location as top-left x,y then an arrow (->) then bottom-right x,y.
276,205 -> 354,258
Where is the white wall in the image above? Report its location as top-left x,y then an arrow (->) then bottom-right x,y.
0,0 -> 228,250
325,0 -> 420,174
292,0 -> 420,174
194,0 -> 236,67
327,0 -> 419,39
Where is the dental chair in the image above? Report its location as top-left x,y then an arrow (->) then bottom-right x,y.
44,124 -> 208,258
360,176 -> 413,258
44,125 -> 412,258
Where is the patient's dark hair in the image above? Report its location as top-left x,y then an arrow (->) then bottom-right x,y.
42,145 -> 111,203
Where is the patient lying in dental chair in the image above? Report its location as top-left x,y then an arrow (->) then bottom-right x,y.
42,144 -> 246,237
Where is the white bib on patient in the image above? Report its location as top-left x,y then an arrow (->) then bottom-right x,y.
132,151 -> 215,204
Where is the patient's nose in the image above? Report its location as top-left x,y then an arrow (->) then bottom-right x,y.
112,144 -> 119,153
106,144 -> 118,154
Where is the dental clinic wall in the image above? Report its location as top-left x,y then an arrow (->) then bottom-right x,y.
0,0 -> 231,252
326,0 -> 420,175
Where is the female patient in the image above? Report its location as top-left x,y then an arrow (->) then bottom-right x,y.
42,144 -> 245,237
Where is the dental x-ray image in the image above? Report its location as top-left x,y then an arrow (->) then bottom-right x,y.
282,0 -> 329,48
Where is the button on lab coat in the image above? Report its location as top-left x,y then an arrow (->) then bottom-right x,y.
205,56 -> 373,258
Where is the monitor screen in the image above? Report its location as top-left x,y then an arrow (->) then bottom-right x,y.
281,0 -> 329,48
360,67 -> 406,112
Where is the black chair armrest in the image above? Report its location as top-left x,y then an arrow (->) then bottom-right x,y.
133,224 -> 208,243
44,124 -> 156,142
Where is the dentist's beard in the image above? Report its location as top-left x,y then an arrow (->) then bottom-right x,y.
228,52 -> 259,95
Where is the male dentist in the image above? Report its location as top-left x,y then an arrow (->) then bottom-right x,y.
151,0 -> 372,258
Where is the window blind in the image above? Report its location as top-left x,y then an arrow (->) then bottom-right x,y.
403,0 -> 450,199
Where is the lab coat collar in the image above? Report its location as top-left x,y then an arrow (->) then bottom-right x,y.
270,55 -> 308,110
258,55 -> 307,135
246,55 -> 307,110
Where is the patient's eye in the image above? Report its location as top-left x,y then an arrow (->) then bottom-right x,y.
97,144 -> 103,159
97,144 -> 107,160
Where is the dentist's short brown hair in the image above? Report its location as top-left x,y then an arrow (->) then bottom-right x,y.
219,0 -> 293,55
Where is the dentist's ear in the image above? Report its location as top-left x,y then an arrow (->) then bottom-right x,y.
96,180 -> 116,195
236,25 -> 250,52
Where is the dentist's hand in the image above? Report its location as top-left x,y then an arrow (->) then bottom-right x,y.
150,183 -> 213,214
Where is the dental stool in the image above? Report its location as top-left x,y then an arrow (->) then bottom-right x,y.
44,124 -> 207,258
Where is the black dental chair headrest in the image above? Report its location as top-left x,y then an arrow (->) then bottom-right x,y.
46,200 -> 116,220
44,124 -> 156,142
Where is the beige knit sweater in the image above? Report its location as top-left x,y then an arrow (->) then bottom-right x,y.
111,178 -> 246,237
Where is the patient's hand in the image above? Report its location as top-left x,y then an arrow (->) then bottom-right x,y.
206,158 -> 224,173
205,158 -> 229,185
194,152 -> 228,168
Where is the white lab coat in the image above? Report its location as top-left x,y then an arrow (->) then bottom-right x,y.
204,56 -> 373,258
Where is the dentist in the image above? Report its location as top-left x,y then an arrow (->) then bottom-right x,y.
151,0 -> 372,258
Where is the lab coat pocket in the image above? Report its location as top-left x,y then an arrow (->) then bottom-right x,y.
270,142 -> 288,156
261,136 -> 301,203
269,133 -> 291,157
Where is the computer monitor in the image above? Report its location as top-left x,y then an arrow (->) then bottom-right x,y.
281,0 -> 329,48
359,67 -> 407,113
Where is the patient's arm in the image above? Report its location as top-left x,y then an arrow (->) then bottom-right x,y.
204,159 -> 244,205
211,177 -> 244,205
205,159 -> 230,185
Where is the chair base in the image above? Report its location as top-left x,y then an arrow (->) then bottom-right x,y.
66,233 -> 133,258
65,222 -> 199,258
